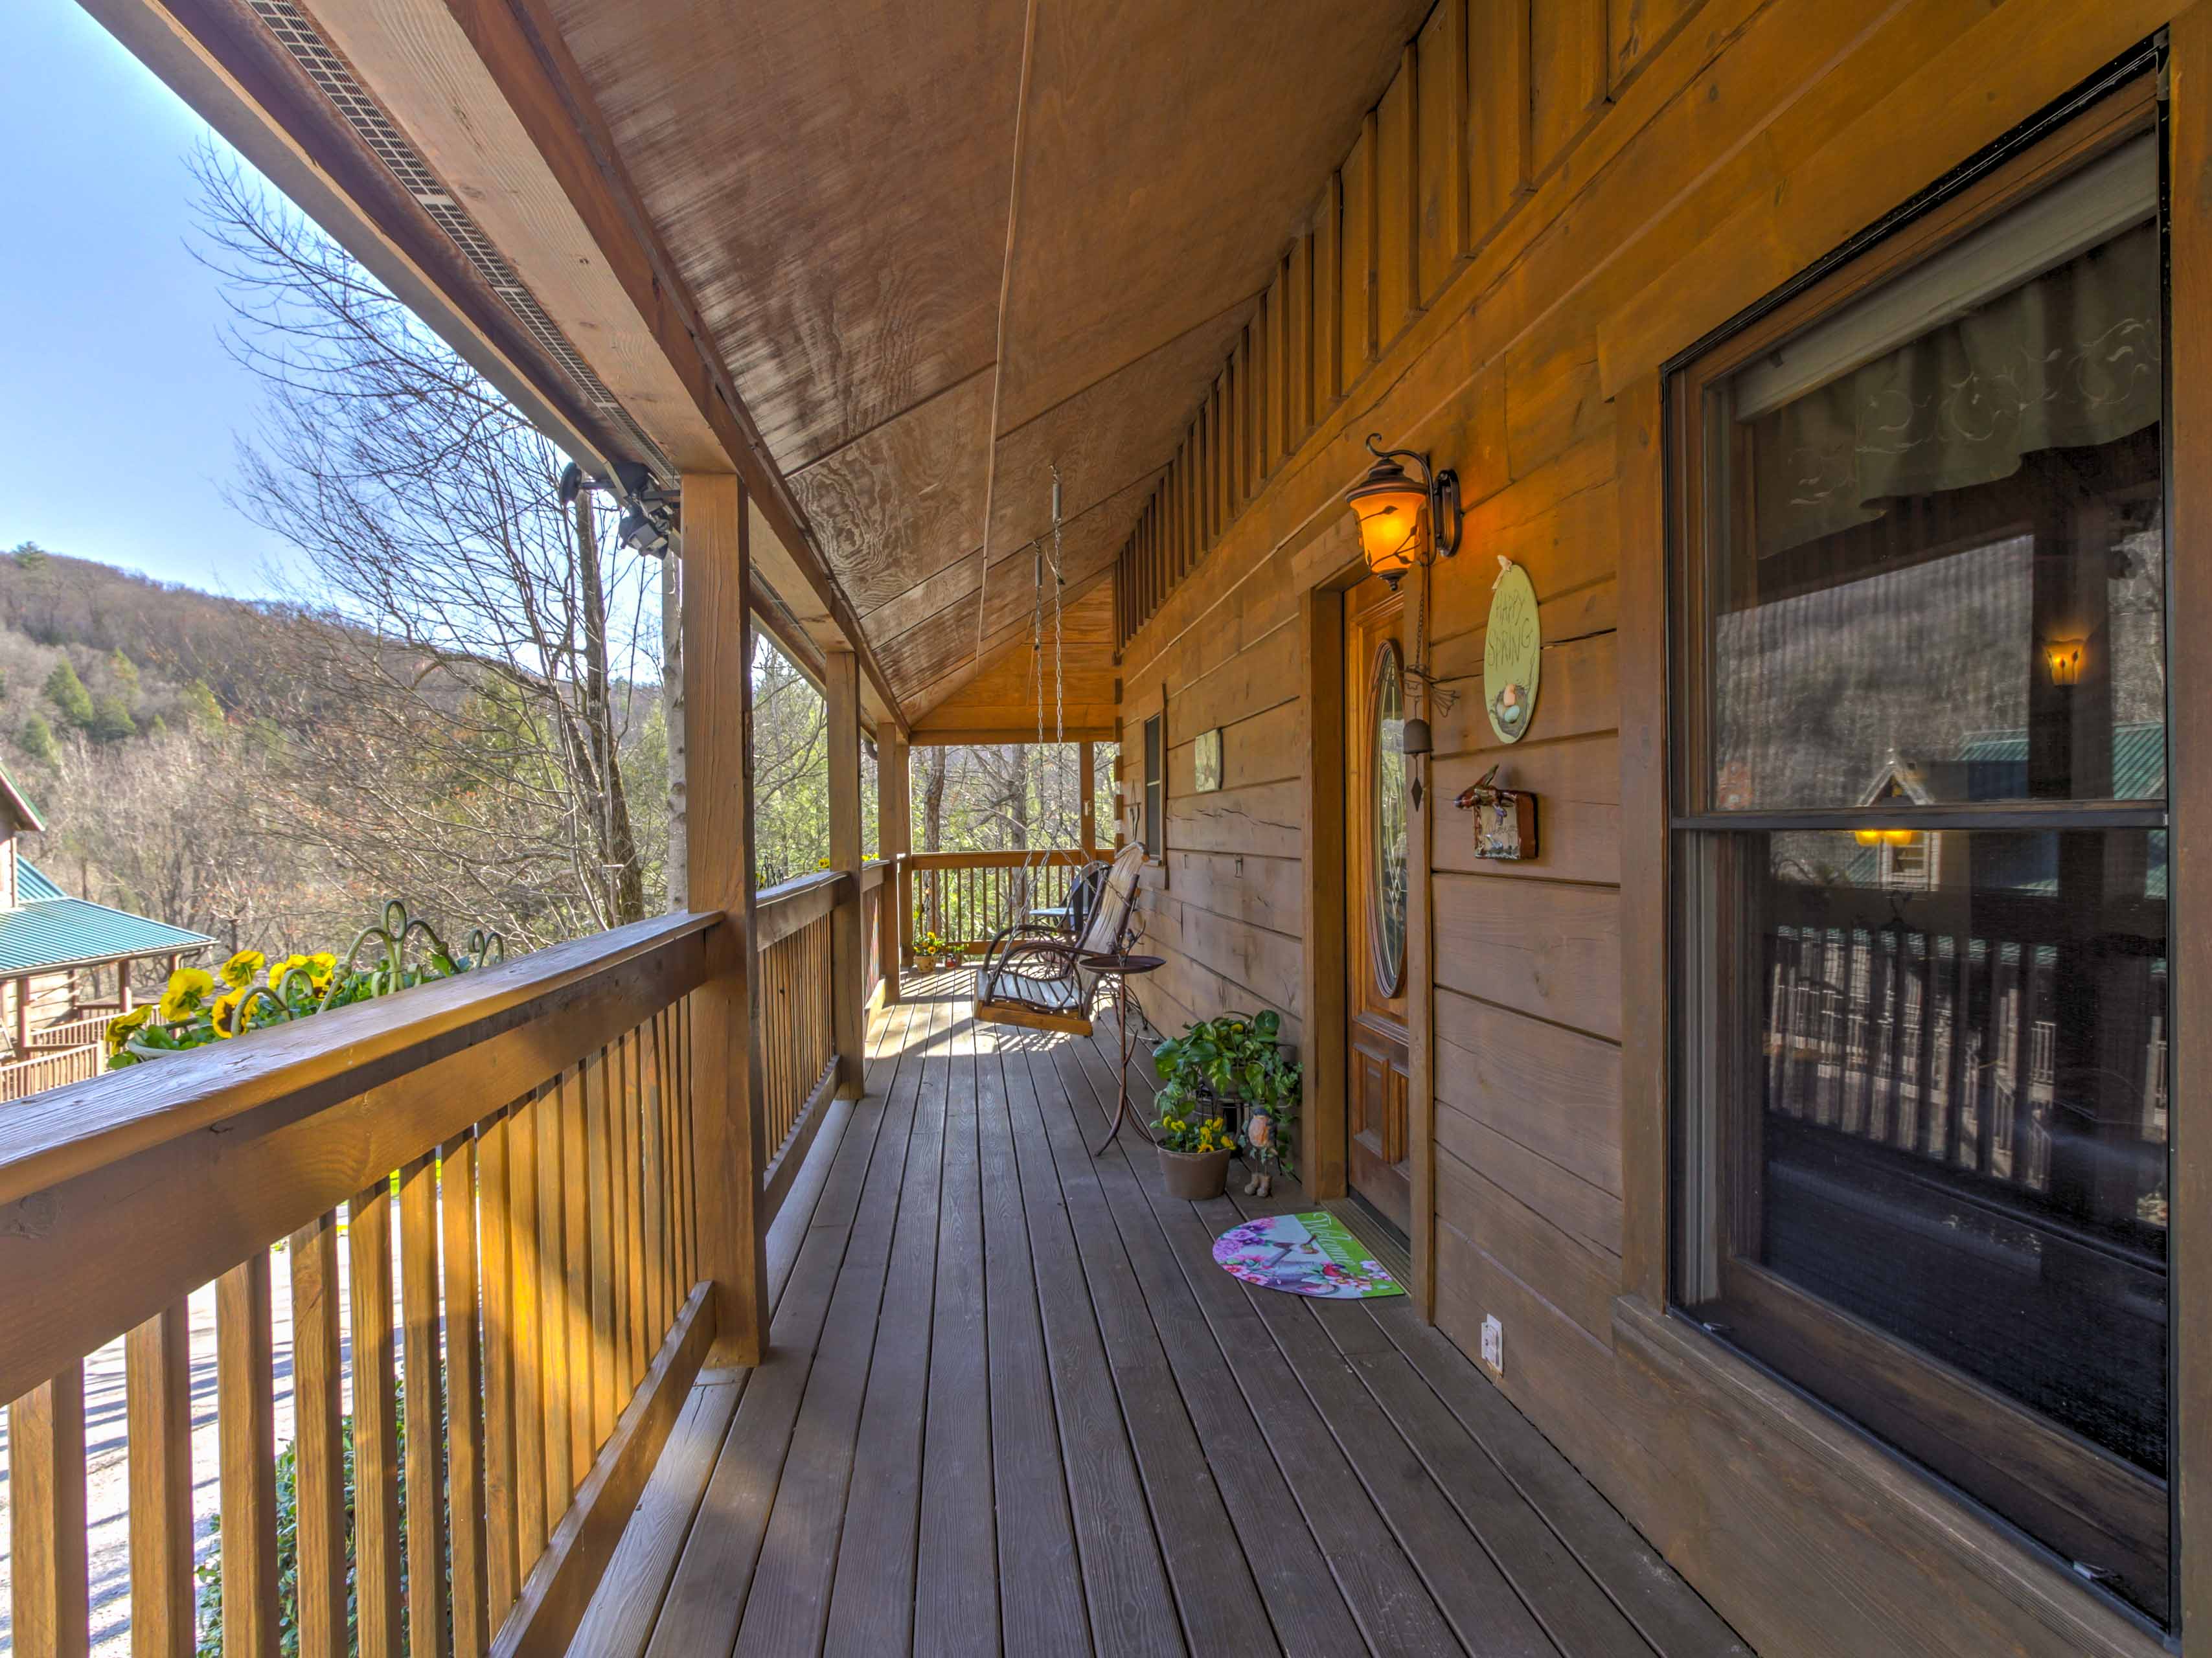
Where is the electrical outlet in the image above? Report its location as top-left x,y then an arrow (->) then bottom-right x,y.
1480,1313 -> 1504,1375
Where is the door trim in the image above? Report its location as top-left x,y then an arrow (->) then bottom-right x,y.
1301,565 -> 1435,1317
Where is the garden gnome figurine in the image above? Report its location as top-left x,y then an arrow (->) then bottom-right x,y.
1243,1109 -> 1276,1198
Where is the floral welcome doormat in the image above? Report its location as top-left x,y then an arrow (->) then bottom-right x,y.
1211,1211 -> 1405,1300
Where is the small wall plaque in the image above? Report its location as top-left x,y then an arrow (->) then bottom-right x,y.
1455,764 -> 1538,860
1193,726 -> 1224,793
1484,558 -> 1542,744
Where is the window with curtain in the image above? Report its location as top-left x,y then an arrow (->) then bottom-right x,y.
1669,92 -> 2171,1627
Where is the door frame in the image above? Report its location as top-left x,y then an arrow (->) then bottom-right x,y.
1301,558 -> 1437,1317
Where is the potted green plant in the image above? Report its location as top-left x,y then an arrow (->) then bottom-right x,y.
1150,1008 -> 1301,1196
1152,1079 -> 1236,1198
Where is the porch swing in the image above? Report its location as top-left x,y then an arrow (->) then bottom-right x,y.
971,470 -> 1146,1038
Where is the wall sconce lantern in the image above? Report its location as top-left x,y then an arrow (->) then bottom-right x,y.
1853,827 -> 1919,847
2045,638 -> 2086,687
1345,434 -> 1462,587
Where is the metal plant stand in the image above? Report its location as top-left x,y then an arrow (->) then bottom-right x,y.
1079,951 -> 1165,1156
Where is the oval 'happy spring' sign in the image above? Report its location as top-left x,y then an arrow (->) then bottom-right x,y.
1483,560 -> 1541,744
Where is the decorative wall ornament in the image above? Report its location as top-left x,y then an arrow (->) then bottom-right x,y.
1193,726 -> 1224,792
1455,764 -> 1538,861
1483,557 -> 1542,743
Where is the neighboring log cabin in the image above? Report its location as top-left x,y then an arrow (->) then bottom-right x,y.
0,762 -> 211,1100
12,2 -> 2209,1656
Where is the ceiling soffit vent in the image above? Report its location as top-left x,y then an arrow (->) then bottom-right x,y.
245,0 -> 676,483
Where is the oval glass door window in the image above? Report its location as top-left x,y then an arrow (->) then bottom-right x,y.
1371,641 -> 1408,995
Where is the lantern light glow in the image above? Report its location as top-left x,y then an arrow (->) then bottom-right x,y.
1344,435 -> 1461,587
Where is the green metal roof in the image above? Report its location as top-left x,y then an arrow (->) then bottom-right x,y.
1955,721 -> 2166,801
0,859 -> 214,974
17,859 -> 65,903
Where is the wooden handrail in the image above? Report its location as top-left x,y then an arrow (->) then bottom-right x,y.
753,868 -> 849,949
901,848 -> 1091,870
860,858 -> 888,892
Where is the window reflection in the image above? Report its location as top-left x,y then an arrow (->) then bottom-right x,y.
1752,830 -> 2169,1461
1673,120 -> 2172,1622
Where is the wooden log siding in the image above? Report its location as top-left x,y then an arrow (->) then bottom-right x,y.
0,913 -> 722,1658
1103,4 -> 2202,1657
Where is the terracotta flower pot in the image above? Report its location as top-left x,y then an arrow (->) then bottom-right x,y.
1157,1144 -> 1233,1200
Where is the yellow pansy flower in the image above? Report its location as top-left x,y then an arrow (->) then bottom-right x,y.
104,1005 -> 152,1056
212,988 -> 248,1038
157,967 -> 216,1022
220,949 -> 266,990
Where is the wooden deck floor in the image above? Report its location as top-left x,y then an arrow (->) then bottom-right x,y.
568,975 -> 1750,1657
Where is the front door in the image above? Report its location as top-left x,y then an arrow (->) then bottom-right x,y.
1345,576 -> 1413,1236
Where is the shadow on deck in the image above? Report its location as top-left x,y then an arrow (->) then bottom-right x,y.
567,971 -> 1750,1657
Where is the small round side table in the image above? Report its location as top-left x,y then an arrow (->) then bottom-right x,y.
1078,951 -> 1165,1156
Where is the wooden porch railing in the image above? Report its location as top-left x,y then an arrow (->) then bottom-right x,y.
31,1013 -> 113,1051
898,848 -> 1091,960
0,851 -> 893,1656
0,1041 -> 101,1104
860,859 -> 886,1003
0,913 -> 718,1658
754,869 -> 839,1177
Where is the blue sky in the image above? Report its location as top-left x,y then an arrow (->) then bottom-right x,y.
1,3 -> 297,600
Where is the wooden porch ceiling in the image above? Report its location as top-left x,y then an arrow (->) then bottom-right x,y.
542,0 -> 1428,717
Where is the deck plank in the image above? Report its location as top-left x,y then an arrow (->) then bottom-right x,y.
912,1005 -> 1003,1655
974,1029 -> 1093,1656
569,1006 -> 918,1658
639,1006 -> 922,1658
1053,1036 -> 1378,1657
1084,1093 -> 1465,1653
1032,1040 -> 1285,1654
734,1007 -> 943,1656
1003,1044 -> 1187,1655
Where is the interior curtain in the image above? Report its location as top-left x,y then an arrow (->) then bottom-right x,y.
1748,220 -> 2161,560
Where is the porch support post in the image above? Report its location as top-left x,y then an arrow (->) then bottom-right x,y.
1078,740 -> 1097,857
118,963 -> 133,1014
825,644 -> 865,1098
877,729 -> 909,1005
15,975 -> 30,1056
681,471 -> 767,1368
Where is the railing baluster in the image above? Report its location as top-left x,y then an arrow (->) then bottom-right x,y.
536,1076 -> 573,1504
352,1179 -> 404,1658
678,995 -> 698,1290
560,1066 -> 593,1486
618,1032 -> 644,1387
509,1087 -> 549,1574
217,1253 -> 281,1658
126,1300 -> 196,1658
479,1104 -> 522,1624
643,1021 -> 668,1342
400,1153 -> 450,1658
442,1130 -> 491,1658
585,1045 -> 618,1446
12,1363 -> 90,1658
287,1213 -> 347,1658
